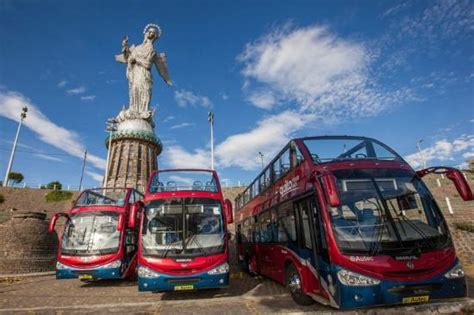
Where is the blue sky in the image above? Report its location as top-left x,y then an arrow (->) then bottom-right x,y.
0,0 -> 473,188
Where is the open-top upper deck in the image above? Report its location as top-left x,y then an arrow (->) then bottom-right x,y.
235,136 -> 410,215
145,169 -> 223,199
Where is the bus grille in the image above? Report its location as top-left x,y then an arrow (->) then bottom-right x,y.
166,278 -> 201,284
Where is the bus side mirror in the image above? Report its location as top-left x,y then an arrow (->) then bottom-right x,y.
416,167 -> 473,201
128,201 -> 144,229
224,199 -> 233,224
446,169 -> 473,201
322,174 -> 341,207
48,213 -> 69,233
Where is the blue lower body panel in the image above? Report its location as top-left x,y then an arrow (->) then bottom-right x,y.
333,263 -> 467,309
56,267 -> 122,280
138,267 -> 229,292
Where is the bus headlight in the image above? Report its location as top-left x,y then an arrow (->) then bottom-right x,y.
444,262 -> 465,279
102,260 -> 121,269
56,261 -> 70,270
138,266 -> 160,278
208,262 -> 230,275
337,269 -> 380,286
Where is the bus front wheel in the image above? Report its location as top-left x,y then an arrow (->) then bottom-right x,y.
286,264 -> 314,306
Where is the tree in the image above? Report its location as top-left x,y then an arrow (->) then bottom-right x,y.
46,181 -> 62,191
7,172 -> 24,185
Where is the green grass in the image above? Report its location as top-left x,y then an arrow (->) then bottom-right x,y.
454,222 -> 474,233
45,190 -> 73,202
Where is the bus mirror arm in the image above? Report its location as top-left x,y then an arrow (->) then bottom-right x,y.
224,199 -> 234,224
316,173 -> 341,208
129,201 -> 144,229
48,213 -> 70,233
416,166 -> 473,201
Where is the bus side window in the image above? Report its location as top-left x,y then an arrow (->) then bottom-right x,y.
311,200 -> 330,263
280,149 -> 291,176
296,200 -> 313,249
290,142 -> 303,169
277,202 -> 297,243
252,216 -> 261,243
259,210 -> 273,242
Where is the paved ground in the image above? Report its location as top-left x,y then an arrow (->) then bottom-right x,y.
0,265 -> 473,314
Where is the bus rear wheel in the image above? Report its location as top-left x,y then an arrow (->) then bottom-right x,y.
286,264 -> 314,306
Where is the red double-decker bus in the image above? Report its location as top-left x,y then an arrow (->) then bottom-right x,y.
136,169 -> 234,292
235,136 -> 472,309
49,188 -> 144,281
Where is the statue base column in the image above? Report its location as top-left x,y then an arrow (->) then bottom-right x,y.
104,118 -> 162,192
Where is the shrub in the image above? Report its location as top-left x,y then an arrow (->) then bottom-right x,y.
46,181 -> 62,190
45,190 -> 73,202
455,222 -> 474,233
8,172 -> 24,185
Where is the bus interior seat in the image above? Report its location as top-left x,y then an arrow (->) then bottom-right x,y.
166,181 -> 177,191
192,181 -> 203,190
357,209 -> 377,225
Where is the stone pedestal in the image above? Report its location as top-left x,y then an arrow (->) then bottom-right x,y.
104,118 -> 162,192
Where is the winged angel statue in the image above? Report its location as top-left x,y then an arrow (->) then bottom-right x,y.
115,23 -> 172,120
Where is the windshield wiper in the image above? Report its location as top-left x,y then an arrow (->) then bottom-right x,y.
185,231 -> 208,256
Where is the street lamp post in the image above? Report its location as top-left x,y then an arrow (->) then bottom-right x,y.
208,112 -> 214,170
258,152 -> 264,169
3,106 -> 28,187
417,139 -> 427,169
104,118 -> 118,187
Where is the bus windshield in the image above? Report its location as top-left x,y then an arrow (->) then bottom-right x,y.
61,211 -> 121,256
75,189 -> 128,207
303,137 -> 401,163
328,168 -> 450,256
148,170 -> 218,193
142,198 -> 225,257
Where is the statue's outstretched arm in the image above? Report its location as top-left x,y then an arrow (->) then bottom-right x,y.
154,53 -> 172,86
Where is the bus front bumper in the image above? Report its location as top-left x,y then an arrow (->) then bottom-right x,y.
333,263 -> 467,309
138,268 -> 229,292
56,266 -> 122,280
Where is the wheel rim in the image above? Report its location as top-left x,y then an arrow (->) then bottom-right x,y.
288,273 -> 301,294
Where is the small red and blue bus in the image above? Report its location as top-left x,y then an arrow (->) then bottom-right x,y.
137,169 -> 234,292
235,136 -> 472,309
48,188 -> 144,281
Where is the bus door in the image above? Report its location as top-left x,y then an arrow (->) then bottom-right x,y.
295,197 -> 326,295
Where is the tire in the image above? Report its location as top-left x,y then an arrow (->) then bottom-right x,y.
285,264 -> 315,306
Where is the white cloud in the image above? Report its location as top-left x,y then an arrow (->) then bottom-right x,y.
162,145 -> 210,169
86,170 -> 103,183
0,90 -> 106,170
239,24 -> 408,118
462,152 -> 474,159
163,115 -> 175,123
80,95 -> 96,101
247,90 -> 277,110
174,89 -> 213,108
57,80 -> 68,88
66,86 -> 86,95
405,134 -> 474,169
216,110 -> 312,170
170,122 -> 194,130
221,93 -> 229,101
33,153 -> 63,162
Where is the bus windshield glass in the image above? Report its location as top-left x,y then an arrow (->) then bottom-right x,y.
303,137 -> 400,163
328,168 -> 449,255
142,198 -> 225,257
61,211 -> 121,255
148,171 -> 218,193
75,188 -> 128,207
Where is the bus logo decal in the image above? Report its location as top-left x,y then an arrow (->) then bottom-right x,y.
279,176 -> 300,197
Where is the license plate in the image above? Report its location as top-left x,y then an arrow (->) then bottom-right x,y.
402,296 -> 429,304
79,275 -> 93,280
174,284 -> 194,291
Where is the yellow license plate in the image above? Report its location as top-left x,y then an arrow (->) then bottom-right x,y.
402,296 -> 429,304
79,275 -> 93,280
174,284 -> 194,291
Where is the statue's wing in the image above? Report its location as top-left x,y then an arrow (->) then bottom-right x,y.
154,53 -> 172,85
114,45 -> 136,63
115,53 -> 126,63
